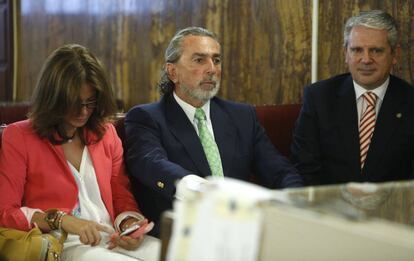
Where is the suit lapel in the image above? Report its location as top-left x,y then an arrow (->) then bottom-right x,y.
336,76 -> 361,175
364,78 -> 404,173
210,98 -> 237,176
164,95 -> 212,177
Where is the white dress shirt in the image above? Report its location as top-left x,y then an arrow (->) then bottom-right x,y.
173,91 -> 216,139
354,77 -> 389,124
21,147 -> 112,232
21,147 -> 161,260
64,147 -> 113,245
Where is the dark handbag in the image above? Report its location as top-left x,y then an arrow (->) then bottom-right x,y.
0,226 -> 67,261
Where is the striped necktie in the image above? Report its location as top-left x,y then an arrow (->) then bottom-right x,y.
359,92 -> 378,169
194,108 -> 224,177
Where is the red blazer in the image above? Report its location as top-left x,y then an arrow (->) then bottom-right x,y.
0,120 -> 140,231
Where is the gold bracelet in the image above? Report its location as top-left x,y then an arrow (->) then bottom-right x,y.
44,209 -> 65,230
57,212 -> 66,230
53,211 -> 64,229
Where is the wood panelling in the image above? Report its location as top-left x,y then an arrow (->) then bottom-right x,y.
18,0 -> 312,108
0,0 -> 13,101
16,0 -> 414,109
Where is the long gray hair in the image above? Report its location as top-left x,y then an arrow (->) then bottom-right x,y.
157,27 -> 219,95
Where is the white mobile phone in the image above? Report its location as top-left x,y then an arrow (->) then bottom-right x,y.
120,224 -> 140,236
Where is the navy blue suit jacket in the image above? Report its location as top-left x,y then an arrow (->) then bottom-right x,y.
125,93 -> 303,235
291,73 -> 414,185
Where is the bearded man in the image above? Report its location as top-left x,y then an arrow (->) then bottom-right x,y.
124,27 -> 303,236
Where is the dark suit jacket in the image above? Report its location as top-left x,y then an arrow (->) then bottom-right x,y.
291,73 -> 414,186
125,93 -> 303,235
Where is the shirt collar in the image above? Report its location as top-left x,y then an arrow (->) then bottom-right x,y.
353,77 -> 389,101
173,92 -> 211,122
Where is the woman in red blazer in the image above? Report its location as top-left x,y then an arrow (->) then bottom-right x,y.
0,44 -> 159,260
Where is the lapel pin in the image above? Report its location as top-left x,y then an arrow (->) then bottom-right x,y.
396,113 -> 402,118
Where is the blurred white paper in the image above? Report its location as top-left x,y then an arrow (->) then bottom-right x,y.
167,177 -> 273,261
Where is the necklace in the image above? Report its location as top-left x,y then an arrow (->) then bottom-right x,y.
67,131 -> 77,143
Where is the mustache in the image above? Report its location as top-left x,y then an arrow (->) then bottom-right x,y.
200,76 -> 219,84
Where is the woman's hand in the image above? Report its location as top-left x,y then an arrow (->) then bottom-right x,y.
61,215 -> 114,246
107,232 -> 144,250
107,218 -> 152,250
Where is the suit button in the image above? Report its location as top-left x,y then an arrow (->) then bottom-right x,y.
157,181 -> 165,189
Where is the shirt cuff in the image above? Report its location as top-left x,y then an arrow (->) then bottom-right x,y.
20,207 -> 44,228
175,174 -> 208,201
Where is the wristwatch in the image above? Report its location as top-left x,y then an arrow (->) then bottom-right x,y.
44,209 -> 65,230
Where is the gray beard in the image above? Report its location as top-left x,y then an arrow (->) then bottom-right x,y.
181,82 -> 220,103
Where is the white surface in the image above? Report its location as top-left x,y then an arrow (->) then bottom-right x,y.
168,177 -> 272,261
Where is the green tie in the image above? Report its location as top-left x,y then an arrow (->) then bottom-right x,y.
194,108 -> 224,177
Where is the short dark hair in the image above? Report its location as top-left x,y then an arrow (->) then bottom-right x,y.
29,44 -> 117,144
158,27 -> 219,95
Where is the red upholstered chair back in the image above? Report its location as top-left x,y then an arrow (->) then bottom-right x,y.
0,102 -> 30,125
0,102 -> 302,156
0,125 -> 6,149
254,104 -> 301,157
113,115 -> 126,143
0,102 -> 31,149
112,104 -> 302,158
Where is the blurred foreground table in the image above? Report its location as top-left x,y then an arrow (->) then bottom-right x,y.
161,180 -> 414,260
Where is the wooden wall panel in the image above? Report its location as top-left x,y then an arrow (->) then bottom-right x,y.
0,0 -> 13,101
222,0 -> 312,104
317,0 -> 414,84
16,0 -> 414,109
18,0 -> 311,109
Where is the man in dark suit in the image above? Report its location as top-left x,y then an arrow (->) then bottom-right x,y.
125,27 -> 303,236
291,10 -> 414,186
